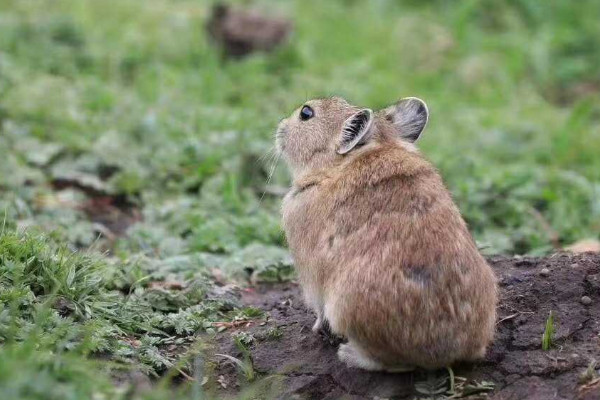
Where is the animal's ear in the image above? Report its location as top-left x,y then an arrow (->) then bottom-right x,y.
337,109 -> 374,155
381,97 -> 429,142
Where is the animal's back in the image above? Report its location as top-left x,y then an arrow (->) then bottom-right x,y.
287,145 -> 497,369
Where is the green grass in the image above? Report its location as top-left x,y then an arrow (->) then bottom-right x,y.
0,228 -> 268,398
541,310 -> 555,351
216,335 -> 257,383
1,0 -> 600,397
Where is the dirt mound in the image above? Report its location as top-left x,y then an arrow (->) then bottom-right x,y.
206,3 -> 293,59
212,253 -> 600,399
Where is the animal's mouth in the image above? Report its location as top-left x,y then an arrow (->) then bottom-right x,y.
275,120 -> 288,151
275,125 -> 286,139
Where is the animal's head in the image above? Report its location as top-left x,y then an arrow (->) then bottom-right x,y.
276,96 -> 429,178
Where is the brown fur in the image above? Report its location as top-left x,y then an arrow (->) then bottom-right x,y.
277,97 -> 498,370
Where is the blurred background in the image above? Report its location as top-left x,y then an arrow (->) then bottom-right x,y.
0,0 -> 600,396
1,0 -> 600,256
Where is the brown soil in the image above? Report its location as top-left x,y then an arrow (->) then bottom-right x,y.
212,253 -> 600,400
206,3 -> 293,59
79,195 -> 141,238
52,178 -> 141,238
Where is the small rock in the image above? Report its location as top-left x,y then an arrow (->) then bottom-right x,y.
581,296 -> 592,305
571,263 -> 580,269
539,268 -> 551,277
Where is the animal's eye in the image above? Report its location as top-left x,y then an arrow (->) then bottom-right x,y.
299,105 -> 314,121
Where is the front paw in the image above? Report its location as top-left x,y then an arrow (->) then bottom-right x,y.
313,319 -> 343,346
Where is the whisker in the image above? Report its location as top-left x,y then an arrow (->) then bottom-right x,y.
258,153 -> 280,205
258,145 -> 275,163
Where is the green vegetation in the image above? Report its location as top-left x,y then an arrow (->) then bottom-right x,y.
0,228 -> 268,398
1,0 -> 599,397
216,335 -> 257,383
265,326 -> 283,341
541,310 -> 555,351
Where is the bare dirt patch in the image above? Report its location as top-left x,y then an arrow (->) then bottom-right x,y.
206,3 -> 293,59
212,253 -> 600,399
51,177 -> 141,238
79,194 -> 141,238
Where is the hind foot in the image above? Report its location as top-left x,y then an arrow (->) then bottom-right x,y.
337,342 -> 384,371
337,342 -> 415,373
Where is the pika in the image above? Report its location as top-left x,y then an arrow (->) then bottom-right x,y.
276,97 -> 498,371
